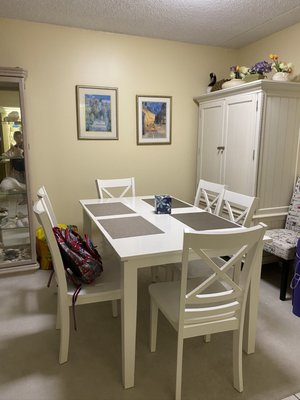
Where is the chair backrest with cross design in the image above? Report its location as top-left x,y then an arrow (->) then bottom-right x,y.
194,179 -> 226,214
220,190 -> 259,228
95,177 -> 135,199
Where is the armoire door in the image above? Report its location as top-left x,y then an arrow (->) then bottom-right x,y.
222,93 -> 260,196
197,100 -> 224,183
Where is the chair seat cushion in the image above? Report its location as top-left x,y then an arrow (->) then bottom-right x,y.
264,229 -> 300,260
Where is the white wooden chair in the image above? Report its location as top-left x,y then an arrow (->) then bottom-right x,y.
95,177 -> 136,261
95,177 -> 160,282
33,198 -> 122,364
96,177 -> 135,199
186,190 -> 258,279
186,189 -> 259,344
175,190 -> 258,278
164,179 -> 226,282
37,185 -> 57,226
220,190 -> 259,228
194,179 -> 226,214
149,223 -> 266,400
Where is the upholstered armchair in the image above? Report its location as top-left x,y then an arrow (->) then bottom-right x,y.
264,177 -> 300,300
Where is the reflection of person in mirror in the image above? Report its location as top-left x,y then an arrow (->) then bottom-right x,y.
3,131 -> 25,183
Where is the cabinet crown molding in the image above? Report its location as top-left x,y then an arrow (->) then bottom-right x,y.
0,67 -> 27,79
194,79 -> 300,104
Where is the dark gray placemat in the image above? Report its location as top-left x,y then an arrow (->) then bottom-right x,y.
142,197 -> 192,208
99,216 -> 164,239
85,202 -> 136,217
171,212 -> 239,230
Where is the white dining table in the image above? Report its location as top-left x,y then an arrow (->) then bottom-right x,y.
80,195 -> 266,389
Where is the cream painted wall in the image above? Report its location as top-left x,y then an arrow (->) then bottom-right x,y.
239,23 -> 300,82
0,18 -> 237,229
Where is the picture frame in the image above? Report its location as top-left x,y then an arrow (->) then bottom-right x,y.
136,95 -> 172,145
76,85 -> 118,140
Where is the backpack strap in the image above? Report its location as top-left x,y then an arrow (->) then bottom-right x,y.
71,285 -> 82,331
47,270 -> 55,288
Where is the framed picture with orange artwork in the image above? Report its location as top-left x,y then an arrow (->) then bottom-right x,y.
136,95 -> 172,145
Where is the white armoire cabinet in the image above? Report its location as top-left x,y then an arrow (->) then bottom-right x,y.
194,80 -> 300,224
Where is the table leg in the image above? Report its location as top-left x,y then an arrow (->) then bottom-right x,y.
82,209 -> 92,237
121,260 -> 138,388
243,240 -> 263,354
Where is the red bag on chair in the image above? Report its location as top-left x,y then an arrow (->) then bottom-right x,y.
52,226 -> 103,330
53,226 -> 103,284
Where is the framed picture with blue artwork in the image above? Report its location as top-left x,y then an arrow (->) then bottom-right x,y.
76,85 -> 118,140
136,95 -> 172,145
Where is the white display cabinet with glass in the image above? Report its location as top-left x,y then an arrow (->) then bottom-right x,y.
0,67 -> 37,272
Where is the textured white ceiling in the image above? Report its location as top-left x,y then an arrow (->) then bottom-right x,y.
1,0 -> 300,48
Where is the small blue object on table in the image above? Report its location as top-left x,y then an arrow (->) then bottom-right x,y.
154,195 -> 172,214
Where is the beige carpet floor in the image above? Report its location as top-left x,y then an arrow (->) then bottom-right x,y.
282,393 -> 300,400
0,263 -> 300,400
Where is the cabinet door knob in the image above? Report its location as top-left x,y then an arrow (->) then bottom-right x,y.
217,146 -> 225,151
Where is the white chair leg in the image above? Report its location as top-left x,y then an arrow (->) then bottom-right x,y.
56,294 -> 61,329
150,298 -> 158,352
173,266 -> 181,281
233,329 -> 243,392
203,334 -> 211,343
111,300 -> 118,317
175,335 -> 184,400
164,265 -> 175,281
59,304 -> 70,364
151,266 -> 158,282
